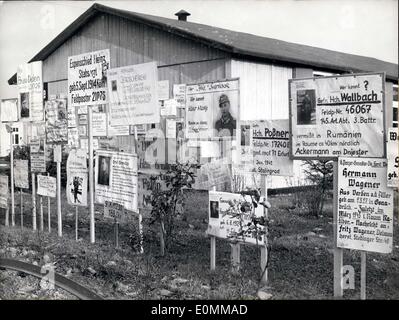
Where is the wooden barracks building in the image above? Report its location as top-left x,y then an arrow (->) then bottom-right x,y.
6,3 -> 399,187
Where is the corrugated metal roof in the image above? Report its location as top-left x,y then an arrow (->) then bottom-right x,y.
8,3 -> 398,84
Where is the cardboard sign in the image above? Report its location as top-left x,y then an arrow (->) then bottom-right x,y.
17,61 -> 44,122
387,128 -> 398,188
30,138 -> 46,173
14,159 -> 29,189
0,175 -> 9,208
104,201 -> 125,220
207,191 -> 265,245
68,49 -> 110,107
107,62 -> 159,126
95,150 -> 138,212
45,98 -> 68,144
237,119 -> 293,176
92,112 -> 107,136
173,84 -> 186,109
186,79 -> 239,139
337,157 -> 393,253
289,73 -> 385,159
1,99 -> 18,122
158,80 -> 169,101
66,149 -> 88,206
37,175 -> 56,198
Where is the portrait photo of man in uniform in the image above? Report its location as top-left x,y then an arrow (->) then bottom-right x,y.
297,89 -> 316,125
20,92 -> 29,118
97,156 -> 111,186
210,200 -> 219,219
215,94 -> 236,137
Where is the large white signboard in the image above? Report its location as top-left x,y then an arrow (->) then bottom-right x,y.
387,128 -> 398,188
68,49 -> 110,107
0,175 -> 9,208
17,61 -> 44,122
37,175 -> 56,198
186,79 -> 239,139
207,191 -> 265,245
289,73 -> 385,159
95,150 -> 138,212
66,149 -> 88,206
238,119 -> 293,176
107,61 -> 159,126
337,157 -> 393,253
1,99 -> 18,122
14,159 -> 29,189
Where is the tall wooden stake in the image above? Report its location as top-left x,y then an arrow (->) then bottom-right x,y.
39,195 -> 43,231
88,106 -> 95,244
47,173 -> 51,233
20,189 -> 23,228
360,251 -> 366,300
75,206 -> 78,241
32,173 -> 37,231
10,131 -> 15,226
138,212 -> 144,253
260,175 -> 268,285
210,186 -> 216,271
333,161 -> 343,298
57,159 -> 62,237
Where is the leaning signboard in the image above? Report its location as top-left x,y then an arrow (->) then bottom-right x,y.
289,73 -> 385,159
37,175 -> 57,198
95,150 -> 138,212
45,98 -> 68,144
66,149 -> 88,206
14,159 -> 29,189
337,157 -> 393,253
207,191 -> 265,245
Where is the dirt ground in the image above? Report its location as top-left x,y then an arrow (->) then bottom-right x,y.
0,188 -> 398,300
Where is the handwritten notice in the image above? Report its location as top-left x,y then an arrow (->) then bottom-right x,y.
186,79 -> 239,139
37,175 -> 56,198
14,159 -> 29,189
66,149 -> 88,206
387,128 -> 398,188
0,175 -> 9,208
207,191 -> 265,245
107,62 -> 159,126
17,61 -> 43,122
30,138 -> 46,173
173,84 -> 186,109
158,80 -> 169,101
68,49 -> 110,107
337,157 -> 393,253
95,150 -> 138,212
92,112 -> 107,136
289,73 -> 385,159
238,119 -> 293,176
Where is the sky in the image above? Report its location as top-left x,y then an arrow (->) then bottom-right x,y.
0,0 -> 397,99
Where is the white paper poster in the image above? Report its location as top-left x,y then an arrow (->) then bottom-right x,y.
237,119 -> 293,176
45,98 -> 68,144
108,62 -> 159,126
173,84 -> 186,109
387,128 -> 398,188
95,150 -> 138,212
186,79 -> 239,139
337,157 -> 393,253
14,159 -> 29,189
68,49 -> 110,107
37,175 -> 56,198
1,99 -> 18,122
289,73 -> 385,159
66,149 -> 88,206
17,61 -> 44,122
158,80 -> 169,101
92,112 -> 107,136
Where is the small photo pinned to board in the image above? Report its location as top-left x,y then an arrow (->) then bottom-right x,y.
97,155 -> 111,186
210,200 -> 219,219
296,89 -> 316,125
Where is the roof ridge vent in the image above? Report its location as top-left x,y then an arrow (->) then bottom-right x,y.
175,10 -> 190,21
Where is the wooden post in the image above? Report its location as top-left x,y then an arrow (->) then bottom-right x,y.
231,243 -> 240,273
57,159 -> 62,237
32,173 -> 37,231
10,131 -> 15,226
114,218 -> 119,249
210,186 -> 216,271
47,173 -> 51,233
333,161 -> 343,298
138,211 -> 144,253
20,189 -> 23,228
75,206 -> 78,241
88,106 -> 95,244
360,251 -> 366,300
260,175 -> 268,285
5,206 -> 9,227
39,196 -> 43,231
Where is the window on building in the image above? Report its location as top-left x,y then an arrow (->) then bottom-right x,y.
12,127 -> 19,145
393,84 -> 398,128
